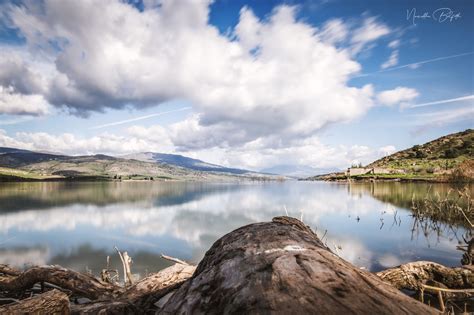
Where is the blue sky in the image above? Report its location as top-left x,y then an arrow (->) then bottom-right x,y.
0,0 -> 472,170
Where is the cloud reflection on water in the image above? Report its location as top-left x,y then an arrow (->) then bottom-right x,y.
0,181 -> 467,274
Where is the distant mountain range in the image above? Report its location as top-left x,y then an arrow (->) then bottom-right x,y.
123,153 -> 339,178
123,152 -> 252,175
0,147 -> 274,181
260,164 -> 340,178
0,146 -> 348,181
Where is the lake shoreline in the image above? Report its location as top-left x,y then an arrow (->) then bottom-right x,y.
305,177 -> 450,183
0,177 -> 279,183
302,174 -> 471,184
0,172 -> 284,183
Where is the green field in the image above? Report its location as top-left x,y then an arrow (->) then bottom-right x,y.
0,167 -> 62,181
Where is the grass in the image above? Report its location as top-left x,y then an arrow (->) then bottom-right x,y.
0,167 -> 60,180
354,173 -> 438,180
0,165 -> 187,182
410,187 -> 473,229
366,129 -> 474,180
119,175 -> 174,180
377,156 -> 468,173
0,167 -> 113,182
309,172 -> 443,182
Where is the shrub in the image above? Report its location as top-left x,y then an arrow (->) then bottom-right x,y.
461,139 -> 473,155
448,160 -> 474,182
425,167 -> 435,174
444,148 -> 460,158
415,150 -> 427,158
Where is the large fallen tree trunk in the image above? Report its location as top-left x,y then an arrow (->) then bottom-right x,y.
160,216 -> 437,314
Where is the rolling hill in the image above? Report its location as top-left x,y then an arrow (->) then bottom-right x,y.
260,164 -> 340,178
306,129 -> 474,182
369,129 -> 473,169
122,152 -> 253,175
0,148 -> 274,181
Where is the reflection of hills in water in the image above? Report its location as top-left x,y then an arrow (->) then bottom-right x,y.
348,182 -> 474,228
0,182 -> 241,212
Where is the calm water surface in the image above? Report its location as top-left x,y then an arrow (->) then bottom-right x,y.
0,181 -> 471,278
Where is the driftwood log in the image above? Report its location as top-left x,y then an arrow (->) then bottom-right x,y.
377,261 -> 473,290
0,262 -> 195,314
69,263 -> 197,314
0,265 -> 121,300
377,261 -> 474,312
0,289 -> 70,314
0,216 -> 471,314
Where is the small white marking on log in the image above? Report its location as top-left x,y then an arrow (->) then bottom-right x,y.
283,245 -> 306,252
258,245 -> 307,254
263,248 -> 281,254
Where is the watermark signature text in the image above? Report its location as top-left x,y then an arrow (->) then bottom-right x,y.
407,8 -> 461,25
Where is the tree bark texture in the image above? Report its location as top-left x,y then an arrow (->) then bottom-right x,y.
160,216 -> 437,314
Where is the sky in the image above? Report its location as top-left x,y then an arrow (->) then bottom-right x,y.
0,0 -> 472,171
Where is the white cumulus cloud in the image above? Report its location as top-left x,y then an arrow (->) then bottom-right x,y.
0,86 -> 50,116
376,87 -> 419,107
381,50 -> 399,69
0,128 -> 395,170
350,16 -> 390,54
1,1 -> 398,150
0,1 -> 412,169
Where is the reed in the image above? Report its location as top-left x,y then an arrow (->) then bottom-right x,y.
411,186 -> 473,229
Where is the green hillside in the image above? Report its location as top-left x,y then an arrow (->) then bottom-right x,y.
307,129 -> 474,182
0,166 -> 62,181
368,129 -> 473,178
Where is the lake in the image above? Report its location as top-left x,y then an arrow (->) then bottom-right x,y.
0,181 -> 471,279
